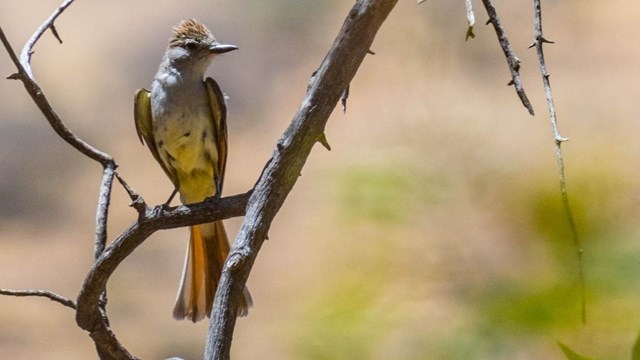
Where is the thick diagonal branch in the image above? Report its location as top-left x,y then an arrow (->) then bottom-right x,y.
204,1 -> 399,359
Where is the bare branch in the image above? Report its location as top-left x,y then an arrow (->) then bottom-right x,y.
0,288 -> 76,310
0,22 -> 113,166
75,193 -> 251,330
531,0 -> 585,324
481,0 -> 535,115
73,192 -> 249,359
19,0 -> 76,78
88,321 -> 138,360
95,163 -> 117,260
205,1 -> 399,359
1,2 -> 134,358
94,162 -> 117,335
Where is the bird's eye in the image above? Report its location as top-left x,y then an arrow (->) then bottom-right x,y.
185,42 -> 198,50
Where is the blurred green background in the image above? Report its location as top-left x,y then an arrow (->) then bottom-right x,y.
1,0 -> 639,359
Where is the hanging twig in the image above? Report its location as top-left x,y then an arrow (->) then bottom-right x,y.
530,0 -> 585,324
481,0 -> 535,115
465,0 -> 476,40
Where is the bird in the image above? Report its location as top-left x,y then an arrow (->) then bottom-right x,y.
134,19 -> 251,322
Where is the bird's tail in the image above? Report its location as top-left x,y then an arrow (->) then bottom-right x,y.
173,221 -> 252,322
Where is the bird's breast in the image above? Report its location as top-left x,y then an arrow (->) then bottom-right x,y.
150,80 -> 218,181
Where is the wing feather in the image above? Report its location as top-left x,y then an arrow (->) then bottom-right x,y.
204,78 -> 228,193
134,88 -> 178,186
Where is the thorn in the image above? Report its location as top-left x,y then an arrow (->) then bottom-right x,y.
417,0 -> 427,4
540,36 -> 555,44
556,135 -> 569,143
341,85 -> 350,113
528,41 -> 537,49
115,172 -> 147,213
26,50 -> 35,62
265,233 -> 269,241
317,133 -> 331,151
6,73 -> 20,80
485,19 -> 492,26
367,49 -> 376,55
507,79 -> 514,86
49,24 -> 63,44
307,70 -> 318,92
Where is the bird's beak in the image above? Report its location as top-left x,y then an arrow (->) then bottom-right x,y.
209,43 -> 238,54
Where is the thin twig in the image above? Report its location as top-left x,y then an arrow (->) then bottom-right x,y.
481,0 -> 535,115
0,26 -> 112,166
115,172 -> 147,214
465,0 -> 476,40
19,0 -> 76,79
0,288 -> 76,309
205,1 -> 399,358
531,0 -> 585,324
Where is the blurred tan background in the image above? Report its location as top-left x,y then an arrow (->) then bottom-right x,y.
1,0 -> 640,359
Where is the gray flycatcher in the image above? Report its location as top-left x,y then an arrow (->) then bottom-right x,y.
134,19 -> 252,322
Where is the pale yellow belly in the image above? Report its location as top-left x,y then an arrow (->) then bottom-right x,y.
155,114 -> 219,204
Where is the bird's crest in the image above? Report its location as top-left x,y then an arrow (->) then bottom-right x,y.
170,19 -> 213,46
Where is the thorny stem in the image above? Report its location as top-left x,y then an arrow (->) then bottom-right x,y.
481,0 -> 535,115
531,0 -> 586,324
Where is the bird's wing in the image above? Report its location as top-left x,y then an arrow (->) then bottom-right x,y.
134,88 -> 178,186
204,77 -> 228,193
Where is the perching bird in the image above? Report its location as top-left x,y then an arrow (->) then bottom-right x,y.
134,19 -> 251,322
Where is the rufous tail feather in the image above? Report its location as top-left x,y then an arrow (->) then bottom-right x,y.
173,221 -> 252,322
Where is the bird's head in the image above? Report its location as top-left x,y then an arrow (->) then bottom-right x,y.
164,19 -> 237,72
